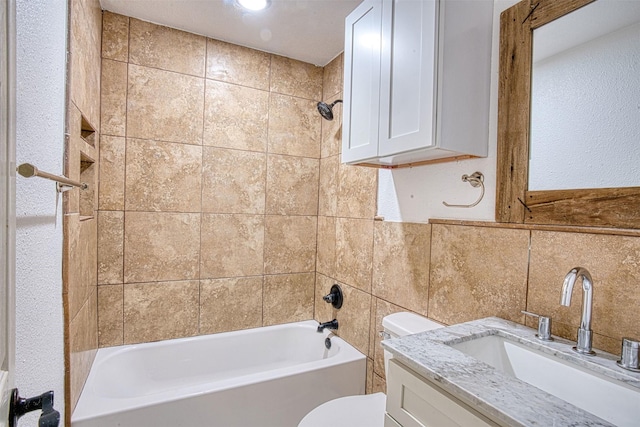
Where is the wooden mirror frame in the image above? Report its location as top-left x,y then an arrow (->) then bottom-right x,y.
496,0 -> 640,229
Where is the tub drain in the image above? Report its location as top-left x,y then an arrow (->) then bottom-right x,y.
324,337 -> 332,350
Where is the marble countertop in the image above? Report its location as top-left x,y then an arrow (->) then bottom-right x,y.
382,317 -> 640,427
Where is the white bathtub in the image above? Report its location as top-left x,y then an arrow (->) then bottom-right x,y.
72,320 -> 366,427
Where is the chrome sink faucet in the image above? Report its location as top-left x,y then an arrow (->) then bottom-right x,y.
560,267 -> 595,355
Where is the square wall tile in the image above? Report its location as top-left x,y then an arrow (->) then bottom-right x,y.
97,210 -> 124,285
203,80 -> 269,152
64,214 -> 80,314
69,289 -> 98,411
200,214 -> 265,279
125,138 -> 202,212
528,231 -> 640,347
200,277 -> 263,334
100,59 -> 127,137
366,358 -> 374,395
127,64 -> 204,145
318,155 -> 338,217
129,18 -> 206,76
373,222 -> 431,315
316,216 -> 336,277
98,135 -> 125,210
268,94 -> 321,159
264,273 -> 315,326
333,283 -> 372,356
64,104 -> 83,214
266,154 -> 319,215
372,374 -> 386,394
314,273 -> 338,324
202,147 -> 266,214
124,280 -> 199,344
206,39 -> 270,91
323,54 -> 343,100
69,0 -> 102,130
102,12 -> 129,61
335,218 -> 374,292
264,215 -> 317,274
372,298 -> 406,378
66,215 -> 98,322
428,224 -> 530,325
270,55 -> 323,100
320,100 -> 342,159
124,212 -> 200,283
337,162 -> 378,219
98,284 -> 123,347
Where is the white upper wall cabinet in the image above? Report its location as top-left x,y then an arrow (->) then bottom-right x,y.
342,0 -> 494,167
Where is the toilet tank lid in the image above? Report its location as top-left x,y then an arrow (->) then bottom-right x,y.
382,312 -> 443,337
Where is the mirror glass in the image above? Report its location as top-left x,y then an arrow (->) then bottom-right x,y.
529,0 -> 640,191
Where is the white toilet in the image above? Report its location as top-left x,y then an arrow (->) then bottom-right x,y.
298,312 -> 443,427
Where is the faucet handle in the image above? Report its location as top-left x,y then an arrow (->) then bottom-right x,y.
617,338 -> 640,372
521,311 -> 554,341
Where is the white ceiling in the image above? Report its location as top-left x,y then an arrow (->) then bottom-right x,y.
99,0 -> 362,66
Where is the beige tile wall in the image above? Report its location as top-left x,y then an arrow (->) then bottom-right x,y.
97,13 -> 321,347
96,13 -> 640,401
64,0 -> 102,418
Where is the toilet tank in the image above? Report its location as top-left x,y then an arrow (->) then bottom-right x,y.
382,312 -> 443,375
382,312 -> 443,338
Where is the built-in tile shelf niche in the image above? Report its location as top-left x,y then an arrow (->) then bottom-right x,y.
80,114 -> 96,147
79,114 -> 96,221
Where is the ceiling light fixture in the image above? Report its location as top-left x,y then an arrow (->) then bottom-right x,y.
236,0 -> 271,12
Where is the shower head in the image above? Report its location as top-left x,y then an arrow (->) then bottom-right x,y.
316,99 -> 343,121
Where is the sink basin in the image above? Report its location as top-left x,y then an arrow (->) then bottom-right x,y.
451,334 -> 640,427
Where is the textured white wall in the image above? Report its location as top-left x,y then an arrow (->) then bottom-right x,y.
530,22 -> 640,191
15,0 -> 66,423
377,0 -> 518,223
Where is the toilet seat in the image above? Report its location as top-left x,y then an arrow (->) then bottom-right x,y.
298,393 -> 386,427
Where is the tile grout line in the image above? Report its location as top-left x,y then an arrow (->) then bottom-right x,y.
426,223 -> 434,320
197,39 -> 208,336
312,69 -> 325,323
120,15 -> 131,345
524,229 -> 533,320
261,54 -> 273,327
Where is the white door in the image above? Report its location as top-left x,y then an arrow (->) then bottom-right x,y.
0,0 -> 16,424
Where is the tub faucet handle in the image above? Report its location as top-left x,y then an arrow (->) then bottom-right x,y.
521,311 -> 553,341
322,284 -> 343,309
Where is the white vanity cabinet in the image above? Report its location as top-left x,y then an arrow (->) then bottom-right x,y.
342,0 -> 493,167
385,360 -> 501,427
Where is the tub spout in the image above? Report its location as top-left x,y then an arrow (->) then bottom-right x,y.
317,319 -> 338,333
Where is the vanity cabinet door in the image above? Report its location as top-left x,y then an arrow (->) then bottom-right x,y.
384,413 -> 403,427
386,360 -> 500,427
342,0 -> 383,164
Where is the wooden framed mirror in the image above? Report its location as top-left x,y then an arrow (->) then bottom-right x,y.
496,0 -> 640,229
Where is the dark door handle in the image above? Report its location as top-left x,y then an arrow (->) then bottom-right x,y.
9,388 -> 60,427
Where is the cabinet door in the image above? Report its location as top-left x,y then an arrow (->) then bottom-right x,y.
342,0 -> 383,164
378,0 -> 438,157
386,360 -> 500,427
